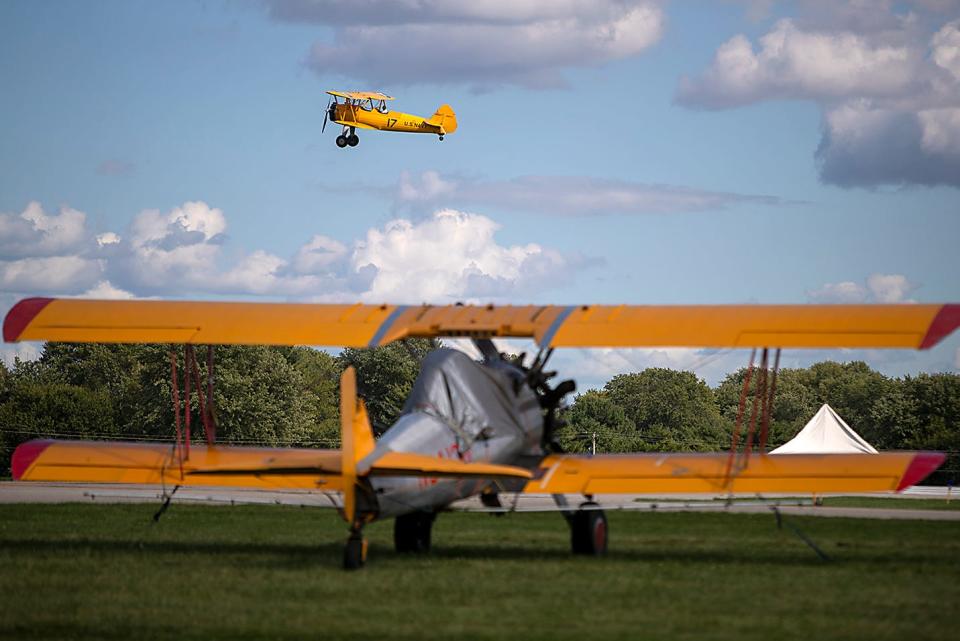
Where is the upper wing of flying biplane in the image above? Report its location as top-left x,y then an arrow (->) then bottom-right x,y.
5,298 -> 959,349
326,91 -> 394,101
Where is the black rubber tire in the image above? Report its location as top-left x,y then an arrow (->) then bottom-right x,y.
394,511 -> 435,553
343,533 -> 367,570
570,503 -> 608,556
439,135 -> 444,141
347,134 -> 359,147
335,135 -> 348,148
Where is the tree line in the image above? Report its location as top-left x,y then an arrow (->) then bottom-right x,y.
2,343 -> 958,483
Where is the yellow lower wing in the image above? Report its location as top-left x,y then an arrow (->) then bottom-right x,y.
526,452 -> 945,495
11,440 -> 345,490
333,119 -> 377,130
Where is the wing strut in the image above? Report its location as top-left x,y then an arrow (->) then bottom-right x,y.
723,347 -> 782,487
167,344 -> 219,468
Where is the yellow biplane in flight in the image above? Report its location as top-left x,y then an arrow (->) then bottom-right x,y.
5,299 -> 958,569
322,91 -> 457,148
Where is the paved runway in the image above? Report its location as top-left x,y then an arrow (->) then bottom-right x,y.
2,482 -> 957,521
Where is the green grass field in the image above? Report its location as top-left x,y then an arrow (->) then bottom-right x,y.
1,504 -> 958,641
820,496 -> 960,510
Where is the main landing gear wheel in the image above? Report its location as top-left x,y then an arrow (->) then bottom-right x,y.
347,134 -> 359,147
343,530 -> 368,570
439,135 -> 444,141
335,135 -> 348,148
570,502 -> 608,556
394,511 -> 436,553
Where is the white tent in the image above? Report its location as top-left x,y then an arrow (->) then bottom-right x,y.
770,403 -> 878,454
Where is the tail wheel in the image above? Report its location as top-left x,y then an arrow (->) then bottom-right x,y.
394,511 -> 436,553
347,134 -> 359,147
570,502 -> 607,556
343,531 -> 368,570
335,135 -> 348,148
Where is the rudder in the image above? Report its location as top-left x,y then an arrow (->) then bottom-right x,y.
427,104 -> 457,134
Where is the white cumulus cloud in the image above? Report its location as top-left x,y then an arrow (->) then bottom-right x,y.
263,0 -> 664,90
1,199 -> 582,308
0,201 -> 89,259
394,170 -> 785,215
352,209 -> 571,302
807,273 -> 917,303
676,5 -> 960,187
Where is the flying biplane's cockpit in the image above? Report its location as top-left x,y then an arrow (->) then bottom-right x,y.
354,98 -> 389,113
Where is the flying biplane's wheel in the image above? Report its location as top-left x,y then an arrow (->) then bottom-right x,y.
343,531 -> 368,570
347,134 -> 359,147
439,135 -> 444,141
570,502 -> 607,556
336,135 -> 348,148
394,511 -> 436,553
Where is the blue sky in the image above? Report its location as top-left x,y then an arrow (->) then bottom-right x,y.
1,0 -> 958,387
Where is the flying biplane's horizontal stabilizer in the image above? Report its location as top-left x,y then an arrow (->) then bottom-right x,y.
525,451 -> 946,495
5,298 -> 959,350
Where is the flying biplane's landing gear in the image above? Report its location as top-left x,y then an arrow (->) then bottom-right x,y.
570,502 -> 608,556
343,528 -> 368,570
336,135 -> 348,148
347,134 -> 359,147
439,135 -> 444,141
394,511 -> 436,553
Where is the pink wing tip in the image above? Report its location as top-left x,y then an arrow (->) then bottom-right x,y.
919,304 -> 960,349
895,452 -> 947,491
11,440 -> 54,480
3,297 -> 54,343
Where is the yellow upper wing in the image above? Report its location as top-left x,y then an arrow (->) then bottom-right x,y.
5,298 -> 958,349
525,451 -> 946,495
326,90 -> 394,101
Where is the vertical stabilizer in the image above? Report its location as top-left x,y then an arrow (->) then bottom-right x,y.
427,104 -> 457,134
340,366 -> 375,524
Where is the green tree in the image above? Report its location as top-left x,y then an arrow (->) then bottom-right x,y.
558,390 -> 641,453
0,382 -> 116,474
715,367 -> 820,449
605,368 -> 728,451
337,339 -> 438,429
287,347 -> 342,446
898,373 -> 960,483
799,361 -> 895,444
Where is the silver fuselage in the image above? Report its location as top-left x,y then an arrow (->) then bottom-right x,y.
364,349 -> 545,518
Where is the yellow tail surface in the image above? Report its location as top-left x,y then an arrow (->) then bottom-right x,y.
339,366 -> 375,524
427,104 -> 457,134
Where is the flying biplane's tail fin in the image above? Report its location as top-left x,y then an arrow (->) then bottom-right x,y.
427,104 -> 457,134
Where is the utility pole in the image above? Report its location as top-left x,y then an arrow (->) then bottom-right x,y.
591,432 -> 596,456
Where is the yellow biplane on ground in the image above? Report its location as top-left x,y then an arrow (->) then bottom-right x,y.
5,299 -> 958,569
322,91 -> 457,148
